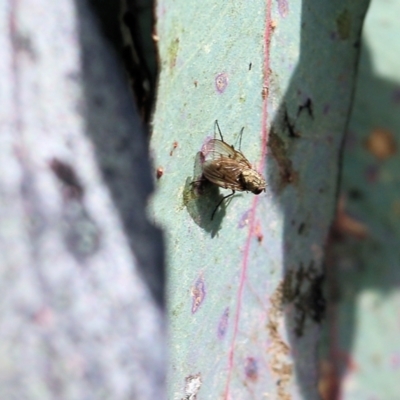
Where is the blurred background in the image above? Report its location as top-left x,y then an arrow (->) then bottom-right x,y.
319,1 -> 400,399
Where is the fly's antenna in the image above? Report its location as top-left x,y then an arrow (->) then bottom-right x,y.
215,120 -> 224,142
238,126 -> 244,152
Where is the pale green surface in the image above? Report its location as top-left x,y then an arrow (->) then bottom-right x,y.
322,0 -> 400,398
151,1 -> 369,398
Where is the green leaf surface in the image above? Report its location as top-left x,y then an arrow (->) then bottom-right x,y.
151,1 -> 369,398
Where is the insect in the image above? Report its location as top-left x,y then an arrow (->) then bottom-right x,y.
199,120 -> 266,219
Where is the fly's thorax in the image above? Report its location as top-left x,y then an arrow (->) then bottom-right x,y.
240,168 -> 266,194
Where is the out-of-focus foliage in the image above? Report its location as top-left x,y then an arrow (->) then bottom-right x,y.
320,1 -> 400,399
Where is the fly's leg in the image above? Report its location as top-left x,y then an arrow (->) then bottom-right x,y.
211,190 -> 235,220
215,120 -> 225,142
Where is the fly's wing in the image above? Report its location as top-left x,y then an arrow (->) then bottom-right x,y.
202,157 -> 248,191
202,139 -> 251,166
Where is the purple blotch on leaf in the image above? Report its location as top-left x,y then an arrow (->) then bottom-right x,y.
244,357 -> 258,381
238,210 -> 251,229
217,307 -> 230,339
191,275 -> 206,313
277,0 -> 289,18
215,73 -> 228,93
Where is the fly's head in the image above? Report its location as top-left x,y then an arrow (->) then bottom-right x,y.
241,168 -> 266,194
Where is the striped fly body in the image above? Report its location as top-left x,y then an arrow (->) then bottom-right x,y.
198,120 -> 266,219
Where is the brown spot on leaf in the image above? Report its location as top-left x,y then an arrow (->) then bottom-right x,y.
332,196 -> 369,239
255,222 -> 263,242
267,282 -> 292,399
170,141 -> 178,156
318,360 -> 340,400
156,167 -> 164,179
365,128 -> 397,160
262,86 -> 268,100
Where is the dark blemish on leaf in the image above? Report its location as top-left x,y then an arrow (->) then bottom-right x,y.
217,307 -> 229,339
116,136 -> 131,152
348,188 -> 363,200
168,37 -> 180,69
364,164 -> 380,183
215,73 -> 228,93
11,32 -> 37,60
244,357 -> 258,381
183,373 -> 202,399
92,94 -> 105,108
255,222 -> 263,242
249,62 -> 252,70
194,80 -> 198,87
49,158 -> 83,200
66,71 -> 80,82
330,31 -> 338,41
103,166 -> 116,180
268,128 -> 298,189
298,222 -> 305,235
191,275 -> 206,313
306,273 -> 325,323
392,87 -> 400,104
49,159 -> 101,259
170,141 -> 178,156
156,167 -> 164,179
283,109 -> 300,138
336,9 -> 351,40
297,98 -> 314,119
281,262 -> 326,337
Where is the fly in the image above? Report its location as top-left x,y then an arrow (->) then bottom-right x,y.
199,120 -> 266,219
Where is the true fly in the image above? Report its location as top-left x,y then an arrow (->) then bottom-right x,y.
198,120 -> 266,219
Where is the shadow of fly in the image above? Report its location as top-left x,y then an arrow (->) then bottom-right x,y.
194,120 -> 266,220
